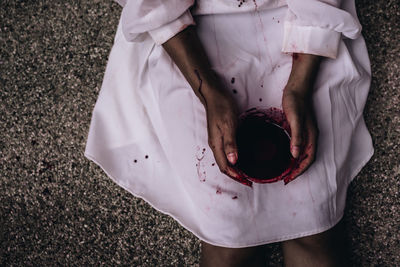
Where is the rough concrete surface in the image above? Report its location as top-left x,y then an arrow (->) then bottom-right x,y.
0,0 -> 399,266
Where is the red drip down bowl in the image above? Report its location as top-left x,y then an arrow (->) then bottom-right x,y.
234,107 -> 299,184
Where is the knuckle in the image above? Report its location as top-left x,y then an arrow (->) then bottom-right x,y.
224,141 -> 236,150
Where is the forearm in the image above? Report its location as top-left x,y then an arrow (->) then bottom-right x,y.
285,53 -> 322,98
162,26 -> 221,106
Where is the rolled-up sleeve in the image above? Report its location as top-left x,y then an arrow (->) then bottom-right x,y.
282,0 -> 362,58
119,0 -> 196,44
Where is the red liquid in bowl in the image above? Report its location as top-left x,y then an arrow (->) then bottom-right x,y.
235,108 -> 296,183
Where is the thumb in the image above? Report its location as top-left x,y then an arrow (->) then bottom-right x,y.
224,131 -> 238,165
288,112 -> 304,158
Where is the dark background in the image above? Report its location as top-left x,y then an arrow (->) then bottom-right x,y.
1,0 -> 399,265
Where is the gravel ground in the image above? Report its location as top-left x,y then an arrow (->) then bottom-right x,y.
1,0 -> 399,266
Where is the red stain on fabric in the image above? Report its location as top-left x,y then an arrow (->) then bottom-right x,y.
196,146 -> 207,182
216,187 -> 222,194
237,0 -> 246,7
252,0 -> 258,10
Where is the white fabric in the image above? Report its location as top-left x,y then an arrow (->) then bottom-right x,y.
84,0 -> 374,247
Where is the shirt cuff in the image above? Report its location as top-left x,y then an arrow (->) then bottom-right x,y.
282,22 -> 341,59
148,10 -> 196,45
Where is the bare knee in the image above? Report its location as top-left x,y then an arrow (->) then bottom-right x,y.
200,241 -> 266,267
281,222 -> 348,267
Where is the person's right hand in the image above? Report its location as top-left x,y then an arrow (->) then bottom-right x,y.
201,84 -> 242,181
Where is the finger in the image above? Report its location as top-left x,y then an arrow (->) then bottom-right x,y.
294,115 -> 318,177
223,124 -> 238,165
209,137 -> 246,187
209,134 -> 238,178
287,110 -> 304,159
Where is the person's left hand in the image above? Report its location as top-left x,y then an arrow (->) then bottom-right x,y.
282,87 -> 319,180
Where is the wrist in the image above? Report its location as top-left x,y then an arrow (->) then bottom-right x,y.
285,53 -> 321,97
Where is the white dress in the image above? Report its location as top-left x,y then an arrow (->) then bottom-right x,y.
84,0 -> 374,248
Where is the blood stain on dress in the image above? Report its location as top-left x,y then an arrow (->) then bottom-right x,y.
196,146 -> 207,182
237,0 -> 246,7
232,196 -> 238,200
216,187 -> 222,194
252,0 -> 258,10
232,89 -> 238,94
231,77 -> 235,84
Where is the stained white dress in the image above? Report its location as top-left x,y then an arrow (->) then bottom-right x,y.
84,0 -> 374,247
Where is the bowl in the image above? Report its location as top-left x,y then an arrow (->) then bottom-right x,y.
235,107 -> 297,183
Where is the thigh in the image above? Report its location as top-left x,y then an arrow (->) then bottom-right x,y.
281,220 -> 349,267
200,241 -> 268,267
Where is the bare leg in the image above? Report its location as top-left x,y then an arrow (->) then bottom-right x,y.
200,241 -> 268,267
281,220 -> 349,267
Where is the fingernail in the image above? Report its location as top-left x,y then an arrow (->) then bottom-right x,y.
227,152 -> 237,164
291,146 -> 300,158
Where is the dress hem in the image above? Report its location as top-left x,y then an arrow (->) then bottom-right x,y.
84,147 -> 374,248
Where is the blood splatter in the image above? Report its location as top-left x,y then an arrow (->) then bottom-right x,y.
237,0 -> 246,7
196,146 -> 207,182
252,0 -> 258,10
216,187 -> 222,194
232,196 -> 238,200
233,89 -> 238,94
231,77 -> 235,84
